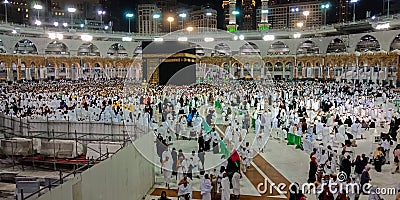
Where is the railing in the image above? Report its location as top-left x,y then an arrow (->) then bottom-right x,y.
0,111 -> 149,200
21,144 -> 124,200
0,111 -> 150,169
0,112 -> 152,199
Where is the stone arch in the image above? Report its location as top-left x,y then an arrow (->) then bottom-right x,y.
326,61 -> 334,67
107,43 -> 128,57
268,41 -> 290,55
94,62 -> 104,68
78,42 -> 100,56
285,62 -> 294,67
104,62 -> 114,68
222,63 -> 229,72
297,40 -> 319,55
0,39 -> 6,53
327,38 -> 347,53
239,42 -> 260,55
70,62 -> 81,68
116,61 -> 124,67
45,41 -> 69,55
337,60 -> 344,67
9,61 -> 17,80
275,62 -> 283,67
133,45 -> 142,57
253,62 -> 261,68
285,62 -> 294,74
195,44 -> 205,56
46,61 -> 58,68
297,61 -> 303,67
46,61 -> 57,79
275,62 -> 284,73
390,34 -> 400,51
58,63 -> 68,77
355,35 -> 380,52
14,39 -> 38,54
214,43 -> 231,56
29,61 -> 37,67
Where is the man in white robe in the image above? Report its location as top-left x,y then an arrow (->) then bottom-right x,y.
178,180 -> 192,200
322,124 -> 331,146
189,151 -> 203,177
201,174 -> 213,200
315,120 -> 323,140
162,154 -> 173,189
335,123 -> 347,147
221,173 -> 230,200
232,171 -> 241,199
240,142 -> 252,172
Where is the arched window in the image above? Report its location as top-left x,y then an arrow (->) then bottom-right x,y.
327,38 -> 347,53
297,40 -> 319,55
107,43 -> 128,57
355,35 -> 380,52
268,41 -> 290,55
213,43 -> 231,56
390,34 -> 400,51
14,39 -> 38,54
239,42 -> 260,55
78,42 -> 100,56
45,41 -> 69,55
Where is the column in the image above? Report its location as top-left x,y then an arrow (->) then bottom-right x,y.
136,68 -> 140,81
6,66 -> 11,81
261,66 -> 265,79
40,66 -> 45,80
250,66 -> 254,77
34,67 -> 38,80
17,66 -> 21,81
54,66 -> 59,80
240,67 -> 244,77
229,61 -> 234,77
26,67 -> 31,80
64,65 -> 71,79
320,66 -> 323,79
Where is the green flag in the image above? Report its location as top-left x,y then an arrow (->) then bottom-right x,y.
219,140 -> 230,158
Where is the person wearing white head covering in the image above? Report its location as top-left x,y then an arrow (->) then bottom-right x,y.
315,120 -> 323,141
232,170 -> 241,199
381,138 -> 390,164
178,179 -> 192,200
220,173 -> 230,200
201,174 -> 213,200
368,185 -> 382,200
162,153 -> 173,189
255,116 -> 261,136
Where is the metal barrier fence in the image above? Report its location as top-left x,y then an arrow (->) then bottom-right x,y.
0,112 -> 151,199
0,113 -> 149,142
19,145 -> 124,200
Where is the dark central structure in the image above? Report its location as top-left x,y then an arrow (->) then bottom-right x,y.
142,41 -> 197,85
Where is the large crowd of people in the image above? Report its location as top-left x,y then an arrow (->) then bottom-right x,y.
1,79 -> 400,200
